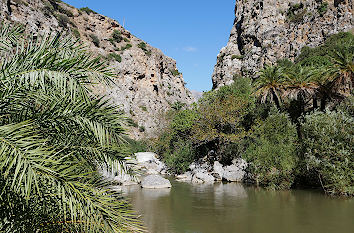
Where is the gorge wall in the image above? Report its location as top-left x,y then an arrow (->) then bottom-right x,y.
0,0 -> 194,138
212,0 -> 353,89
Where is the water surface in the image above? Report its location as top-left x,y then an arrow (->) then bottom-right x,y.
123,179 -> 354,233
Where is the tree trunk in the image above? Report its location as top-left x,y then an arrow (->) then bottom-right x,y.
312,96 -> 318,111
272,90 -> 281,110
320,97 -> 326,111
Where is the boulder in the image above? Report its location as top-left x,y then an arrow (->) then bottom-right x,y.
213,161 -> 224,180
141,175 -> 172,189
135,152 -> 158,163
194,171 -> 215,183
176,172 -> 193,182
223,164 -> 245,182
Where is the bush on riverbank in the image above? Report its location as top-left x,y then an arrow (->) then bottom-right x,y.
245,110 -> 298,189
301,110 -> 354,196
154,32 -> 353,196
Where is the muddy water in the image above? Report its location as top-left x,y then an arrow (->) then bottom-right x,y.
123,180 -> 354,233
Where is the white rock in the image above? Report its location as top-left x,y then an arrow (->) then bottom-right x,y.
232,158 -> 248,170
223,165 -> 245,182
176,172 -> 193,182
213,161 -> 224,180
135,152 -> 158,163
194,172 -> 215,183
141,175 -> 172,189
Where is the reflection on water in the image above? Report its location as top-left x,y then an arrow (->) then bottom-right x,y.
124,179 -> 354,233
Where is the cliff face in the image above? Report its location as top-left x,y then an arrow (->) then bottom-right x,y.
0,0 -> 194,138
212,0 -> 353,89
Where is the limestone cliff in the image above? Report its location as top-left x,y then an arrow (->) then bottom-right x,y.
212,0 -> 353,89
0,0 -> 194,138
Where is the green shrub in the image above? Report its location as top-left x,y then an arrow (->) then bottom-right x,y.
111,30 -> 123,43
317,2 -> 328,16
107,53 -> 122,62
296,32 -> 354,66
245,109 -> 298,190
58,5 -> 73,17
137,42 -> 147,50
301,110 -> 354,196
125,137 -> 151,154
170,69 -> 180,76
163,139 -> 195,174
90,34 -> 100,47
171,109 -> 199,137
138,126 -> 145,132
139,106 -> 147,112
137,42 -> 151,56
121,43 -> 132,50
79,7 -> 96,14
123,38 -> 130,42
56,14 -> 70,28
71,28 -> 80,38
231,55 -> 244,60
287,3 -> 307,23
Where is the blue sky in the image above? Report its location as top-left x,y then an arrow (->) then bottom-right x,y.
63,0 -> 235,91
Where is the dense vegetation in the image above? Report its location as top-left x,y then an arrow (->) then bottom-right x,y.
0,23 -> 143,232
153,32 -> 353,196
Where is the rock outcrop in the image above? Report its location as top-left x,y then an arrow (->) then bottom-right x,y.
0,0 -> 194,137
176,158 -> 248,183
141,175 -> 172,189
212,0 -> 353,89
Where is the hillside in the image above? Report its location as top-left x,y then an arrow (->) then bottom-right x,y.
0,0 -> 194,138
212,0 -> 353,89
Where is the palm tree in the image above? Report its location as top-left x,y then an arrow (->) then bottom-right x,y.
282,65 -> 319,112
0,23 -> 144,232
254,65 -> 287,109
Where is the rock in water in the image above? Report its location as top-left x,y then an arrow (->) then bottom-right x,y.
141,175 -> 172,189
194,172 -> 215,183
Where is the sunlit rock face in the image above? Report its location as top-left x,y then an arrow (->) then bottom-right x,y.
0,0 -> 194,138
212,0 -> 353,89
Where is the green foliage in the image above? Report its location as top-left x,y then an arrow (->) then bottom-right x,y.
125,137 -> 151,154
79,7 -> 96,14
139,126 -> 146,132
171,101 -> 187,111
287,3 -> 307,23
90,34 -> 100,47
58,5 -> 73,17
171,109 -> 199,137
111,29 -> 123,43
138,42 -> 147,50
71,28 -> 80,38
317,2 -> 328,16
121,43 -> 132,50
107,53 -> 122,62
301,110 -> 354,196
170,69 -> 180,76
139,105 -> 148,112
296,32 -> 354,67
0,23 -> 143,232
163,139 -> 195,174
56,14 -> 71,28
231,54 -> 244,60
245,110 -> 298,189
124,37 -> 130,42
137,42 -> 152,56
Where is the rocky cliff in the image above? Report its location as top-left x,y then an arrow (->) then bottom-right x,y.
212,0 -> 353,89
0,0 -> 193,138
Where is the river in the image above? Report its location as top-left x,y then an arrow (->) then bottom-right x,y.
122,179 -> 354,233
